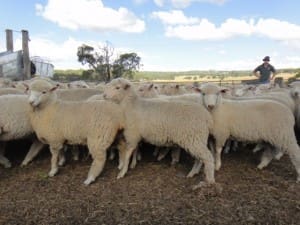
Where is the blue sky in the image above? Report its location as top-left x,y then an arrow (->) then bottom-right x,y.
1,0 -> 300,71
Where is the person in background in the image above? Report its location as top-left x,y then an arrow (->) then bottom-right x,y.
253,56 -> 276,84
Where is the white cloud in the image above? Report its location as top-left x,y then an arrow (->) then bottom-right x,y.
11,37 -> 105,69
151,10 -> 199,25
254,18 -> 300,41
27,37 -> 92,69
153,12 -> 300,42
153,0 -> 227,8
36,0 -> 145,33
165,18 -> 252,40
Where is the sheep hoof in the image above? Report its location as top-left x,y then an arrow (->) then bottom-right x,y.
192,181 -> 210,190
20,161 -> 28,167
84,177 -> 95,185
130,161 -> 136,169
275,152 -> 284,160
108,153 -> 115,161
215,164 -> 221,171
58,158 -> 66,166
117,172 -> 125,179
186,172 -> 196,178
171,160 -> 178,166
257,163 -> 266,170
118,164 -> 123,170
137,153 -> 142,161
157,155 -> 164,161
48,168 -> 58,177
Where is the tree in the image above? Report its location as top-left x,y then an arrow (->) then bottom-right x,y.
77,43 -> 141,81
77,41 -> 114,82
112,53 -> 141,79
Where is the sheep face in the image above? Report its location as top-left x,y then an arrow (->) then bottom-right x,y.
198,83 -> 228,111
137,83 -> 157,98
28,80 -> 58,108
103,78 -> 132,104
289,82 -> 300,99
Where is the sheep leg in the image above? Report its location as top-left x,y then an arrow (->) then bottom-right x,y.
108,148 -> 116,161
187,159 -> 203,178
223,139 -> 232,154
130,149 -> 138,169
232,140 -> 239,152
48,145 -> 61,177
274,148 -> 284,160
153,147 -> 159,157
215,146 -> 223,171
187,143 -> 215,189
21,140 -> 45,166
284,142 -> 300,182
116,138 -> 127,170
117,146 -> 136,179
58,146 -> 67,166
71,145 -> 80,161
257,146 -> 274,169
0,143 -> 11,168
157,147 -> 170,161
252,143 -> 264,153
84,148 -> 107,185
137,150 -> 142,161
171,148 -> 180,165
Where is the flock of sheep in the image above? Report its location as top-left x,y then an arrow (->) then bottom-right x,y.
0,77 -> 300,189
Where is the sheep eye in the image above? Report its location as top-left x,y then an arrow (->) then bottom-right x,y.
42,91 -> 47,94
116,87 -> 120,90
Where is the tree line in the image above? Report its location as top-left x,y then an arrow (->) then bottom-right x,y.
76,41 -> 141,82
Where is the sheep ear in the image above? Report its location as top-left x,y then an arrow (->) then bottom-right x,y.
23,83 -> 30,92
124,84 -> 131,90
148,84 -> 154,90
220,89 -> 229,93
194,87 -> 202,93
50,86 -> 58,92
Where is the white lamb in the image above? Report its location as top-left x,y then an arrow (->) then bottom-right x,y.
198,83 -> 300,182
103,78 -> 215,188
28,79 -> 125,185
0,95 -> 45,168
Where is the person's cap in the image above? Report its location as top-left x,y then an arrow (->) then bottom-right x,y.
262,56 -> 270,61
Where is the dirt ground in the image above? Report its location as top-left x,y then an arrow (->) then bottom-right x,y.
0,141 -> 299,225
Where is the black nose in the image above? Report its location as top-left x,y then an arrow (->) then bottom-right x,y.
207,105 -> 214,110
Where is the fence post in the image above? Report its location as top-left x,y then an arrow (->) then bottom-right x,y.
22,30 -> 31,80
5,29 -> 13,52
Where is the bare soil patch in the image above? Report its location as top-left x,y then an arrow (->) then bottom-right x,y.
0,141 -> 299,225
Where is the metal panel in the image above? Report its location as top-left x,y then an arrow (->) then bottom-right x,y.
0,50 -> 23,79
